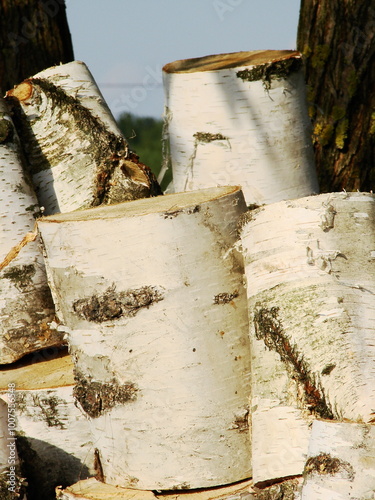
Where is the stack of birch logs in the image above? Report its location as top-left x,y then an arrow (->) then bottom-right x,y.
0,50 -> 373,500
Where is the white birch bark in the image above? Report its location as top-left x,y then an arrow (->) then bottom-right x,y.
38,185 -> 252,490
302,420 -> 375,499
0,351 -> 94,499
6,60 -> 161,216
163,50 -> 319,205
240,192 -> 375,484
56,477 -> 254,500
0,98 -> 63,364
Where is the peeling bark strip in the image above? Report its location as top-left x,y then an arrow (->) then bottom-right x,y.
253,305 -> 334,420
94,449 -> 105,483
6,61 -> 161,215
0,98 -> 63,364
72,285 -> 164,323
163,49 -> 318,205
73,374 -> 138,418
38,186 -> 252,490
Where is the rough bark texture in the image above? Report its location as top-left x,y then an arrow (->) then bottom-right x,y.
0,97 -> 63,364
56,477 -> 254,500
38,186 -> 252,490
163,50 -> 318,206
240,192 -> 375,484
0,350 -> 94,500
297,0 -> 375,191
0,0 -> 74,95
6,61 -> 162,215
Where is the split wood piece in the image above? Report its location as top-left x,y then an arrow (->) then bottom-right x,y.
162,50 -> 319,205
6,60 -> 161,216
302,420 -> 375,499
0,98 -> 63,364
56,477 -> 254,500
0,350 -> 94,500
0,398 -> 27,498
38,185 -> 252,491
240,192 -> 375,484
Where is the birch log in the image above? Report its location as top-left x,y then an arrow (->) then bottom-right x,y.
0,399 -> 27,499
0,98 -> 63,364
162,50 -> 319,205
56,477 -> 254,500
240,192 -> 375,484
302,420 -> 375,499
6,60 -> 161,216
38,185 -> 252,490
0,350 -> 94,500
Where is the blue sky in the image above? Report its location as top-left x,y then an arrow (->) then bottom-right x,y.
66,1 -> 301,120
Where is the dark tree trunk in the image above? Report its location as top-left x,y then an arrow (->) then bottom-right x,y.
297,0 -> 375,192
0,0 -> 74,95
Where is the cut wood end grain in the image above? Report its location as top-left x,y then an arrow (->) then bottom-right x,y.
38,185 -> 243,223
0,348 -> 74,391
163,50 -> 300,74
56,477 -> 254,499
6,80 -> 33,101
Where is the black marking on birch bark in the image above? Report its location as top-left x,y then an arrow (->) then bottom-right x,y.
72,285 -> 163,323
94,449 -> 105,483
193,132 -> 228,143
320,203 -> 336,231
2,264 -> 36,291
304,453 -> 355,481
0,117 -> 13,143
32,394 -> 65,429
73,372 -> 138,418
214,290 -> 239,304
236,57 -> 302,91
253,304 -> 334,419
15,392 -> 65,428
253,477 -> 302,499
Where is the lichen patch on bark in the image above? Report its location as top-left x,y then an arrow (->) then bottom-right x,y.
73,372 -> 139,418
72,285 -> 164,323
304,453 -> 354,480
193,131 -> 228,143
214,290 -> 239,304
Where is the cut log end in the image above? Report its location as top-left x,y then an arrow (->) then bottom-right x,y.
39,185 -> 243,223
162,49 -> 301,74
6,81 -> 33,102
